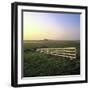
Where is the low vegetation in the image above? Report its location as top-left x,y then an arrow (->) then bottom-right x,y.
23,40 -> 80,77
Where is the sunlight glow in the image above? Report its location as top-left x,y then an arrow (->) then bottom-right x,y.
23,12 -> 80,40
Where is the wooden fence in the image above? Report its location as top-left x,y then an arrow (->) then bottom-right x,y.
36,47 -> 76,60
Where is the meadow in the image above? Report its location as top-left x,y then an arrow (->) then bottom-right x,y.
23,40 -> 80,77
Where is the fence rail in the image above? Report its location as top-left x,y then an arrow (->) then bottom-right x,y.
36,47 -> 76,60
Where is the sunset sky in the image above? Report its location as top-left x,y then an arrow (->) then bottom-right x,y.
23,11 -> 80,40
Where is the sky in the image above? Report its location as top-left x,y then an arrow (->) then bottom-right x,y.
23,11 -> 80,40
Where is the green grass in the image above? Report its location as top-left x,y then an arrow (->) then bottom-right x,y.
23,40 -> 80,77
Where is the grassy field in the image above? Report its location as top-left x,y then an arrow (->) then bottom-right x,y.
23,40 -> 80,77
